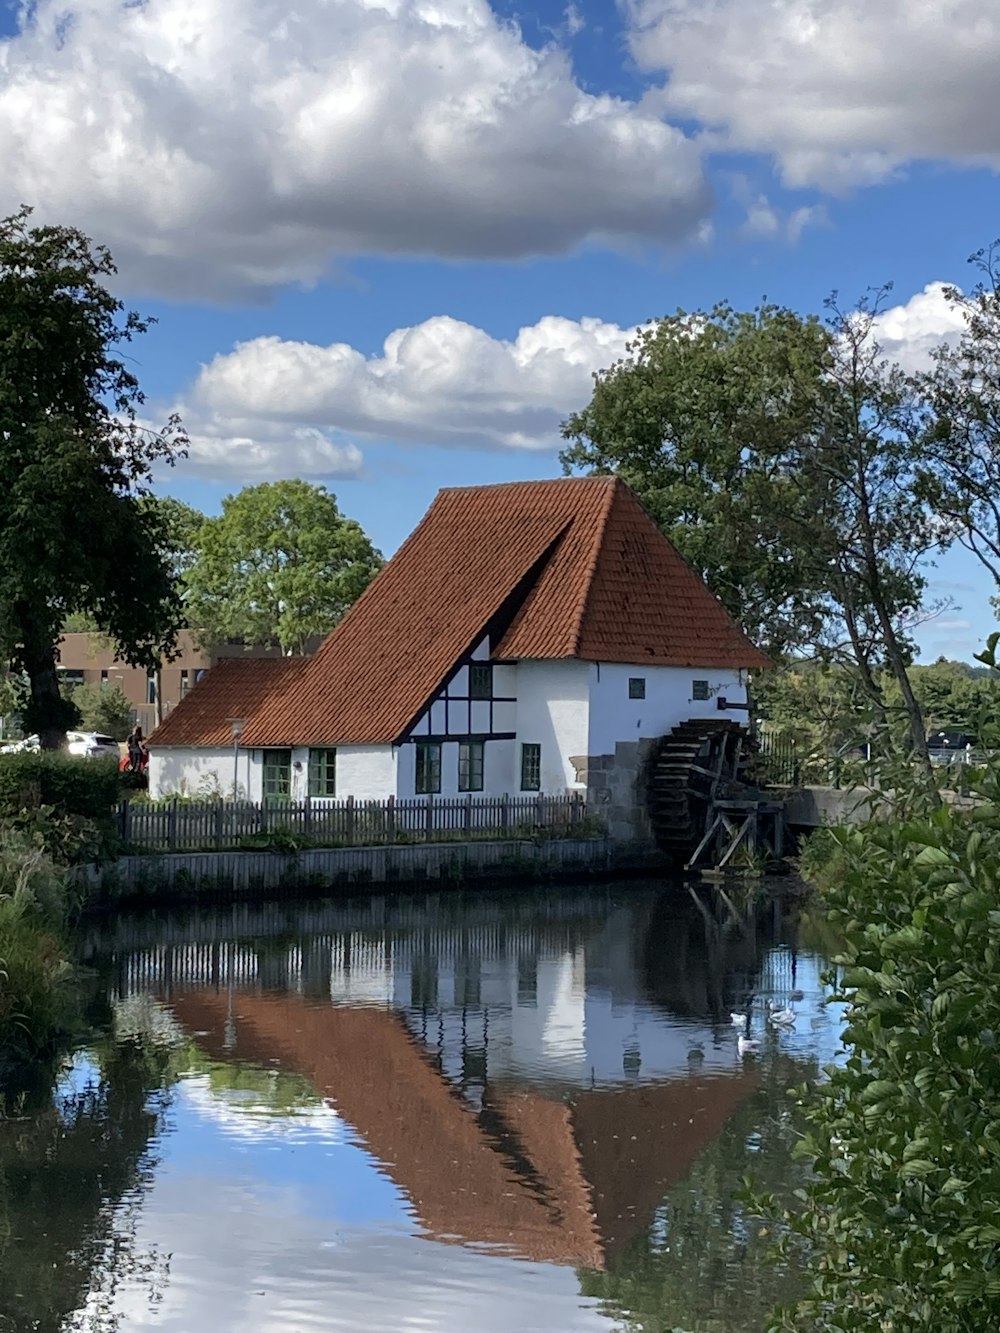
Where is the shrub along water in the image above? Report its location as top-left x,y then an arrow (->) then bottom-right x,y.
0,826 -> 81,1081
0,753 -> 122,1083
757,756 -> 1000,1331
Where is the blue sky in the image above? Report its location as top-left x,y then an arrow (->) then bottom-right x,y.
2,0 -> 997,660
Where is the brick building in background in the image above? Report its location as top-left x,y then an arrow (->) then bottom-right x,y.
55,630 -> 305,735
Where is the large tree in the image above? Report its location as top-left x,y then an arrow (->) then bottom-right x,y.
777,290 -> 938,766
561,303 -> 834,658
183,480 -> 383,655
561,294 -> 939,765
921,241 -> 1000,601
0,208 -> 187,748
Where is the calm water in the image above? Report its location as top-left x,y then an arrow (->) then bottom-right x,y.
1,882 -> 844,1333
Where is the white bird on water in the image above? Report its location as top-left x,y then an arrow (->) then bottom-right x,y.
730,1012 -> 748,1030
768,1002 -> 796,1028
737,1034 -> 760,1055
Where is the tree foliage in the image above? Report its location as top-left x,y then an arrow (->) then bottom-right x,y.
561,303 -> 833,658
759,671 -> 1000,1329
183,480 -> 383,655
0,208 -> 187,747
561,292 -> 942,764
70,681 -> 134,741
921,242 -> 1000,597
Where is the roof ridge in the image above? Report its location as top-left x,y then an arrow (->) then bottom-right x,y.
437,475 -> 617,497
568,475 -> 621,657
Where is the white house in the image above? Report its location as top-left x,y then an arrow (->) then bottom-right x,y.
148,477 -> 769,835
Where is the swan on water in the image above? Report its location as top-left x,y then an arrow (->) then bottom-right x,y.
768,1002 -> 796,1027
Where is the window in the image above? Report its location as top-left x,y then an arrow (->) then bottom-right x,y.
469,663 -> 492,700
415,742 -> 442,795
146,671 -> 157,705
628,676 -> 646,699
60,669 -> 84,692
520,742 -> 541,792
100,670 -> 109,687
458,740 -> 484,792
180,670 -> 191,698
308,748 -> 337,797
692,679 -> 710,701
263,749 -> 292,801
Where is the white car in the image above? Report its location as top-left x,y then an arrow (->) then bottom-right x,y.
0,734 -> 39,753
66,731 -> 120,761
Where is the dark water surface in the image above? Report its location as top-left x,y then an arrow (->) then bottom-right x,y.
1,882 -> 844,1332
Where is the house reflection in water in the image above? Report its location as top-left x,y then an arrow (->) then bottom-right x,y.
144,910 -> 762,1271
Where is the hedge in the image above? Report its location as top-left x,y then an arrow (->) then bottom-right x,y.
0,752 -> 121,823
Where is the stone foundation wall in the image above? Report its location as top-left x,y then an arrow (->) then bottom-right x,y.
570,739 -> 658,847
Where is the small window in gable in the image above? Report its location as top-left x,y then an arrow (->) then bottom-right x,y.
469,663 -> 492,700
692,679 -> 710,701
628,677 -> 645,699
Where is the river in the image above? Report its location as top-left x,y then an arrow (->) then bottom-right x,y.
1,880 -> 843,1332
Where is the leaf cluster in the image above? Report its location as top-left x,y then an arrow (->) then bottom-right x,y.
761,761 -> 1000,1330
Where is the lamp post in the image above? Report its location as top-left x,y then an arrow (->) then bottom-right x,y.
229,718 -> 245,802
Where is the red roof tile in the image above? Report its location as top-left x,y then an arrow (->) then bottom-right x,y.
151,477 -> 769,749
149,656 -> 307,748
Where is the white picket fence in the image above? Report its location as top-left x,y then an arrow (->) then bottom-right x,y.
118,793 -> 589,852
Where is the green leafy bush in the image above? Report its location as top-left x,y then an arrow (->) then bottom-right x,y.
760,772 -> 1000,1331
0,751 -> 120,822
0,828 -> 79,1079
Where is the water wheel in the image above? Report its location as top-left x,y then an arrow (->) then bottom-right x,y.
646,719 -> 753,855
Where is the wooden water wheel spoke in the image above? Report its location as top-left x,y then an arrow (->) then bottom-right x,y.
645,720 -> 756,858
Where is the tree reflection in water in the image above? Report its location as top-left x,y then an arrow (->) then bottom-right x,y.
581,885 -> 818,1333
0,1038 -> 172,1333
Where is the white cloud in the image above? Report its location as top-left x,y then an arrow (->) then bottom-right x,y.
0,0 -> 709,298
171,283 -> 972,479
625,0 -> 1000,190
185,313 -> 637,467
564,3 -> 586,35
180,422 -> 365,482
787,204 -> 828,245
870,282 -> 967,374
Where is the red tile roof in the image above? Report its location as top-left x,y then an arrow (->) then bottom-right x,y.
149,657 -> 307,748
151,476 -> 769,749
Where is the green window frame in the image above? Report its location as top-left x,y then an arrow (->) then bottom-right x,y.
628,676 -> 646,699
469,663 -> 492,700
692,679 -> 710,701
308,748 -> 337,798
415,742 -> 442,795
458,739 -> 484,792
263,749 -> 292,802
520,742 -> 541,792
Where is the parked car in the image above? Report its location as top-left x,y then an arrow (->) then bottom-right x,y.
927,731 -> 975,765
66,731 -> 120,761
0,734 -> 39,754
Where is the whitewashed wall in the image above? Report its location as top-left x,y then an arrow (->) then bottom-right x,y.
149,746 -> 262,802
397,736 -> 516,799
336,745 -> 397,800
586,663 -> 748,757
514,660 -> 590,792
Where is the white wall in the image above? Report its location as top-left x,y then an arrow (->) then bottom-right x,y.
149,746 -> 262,801
586,663 -> 748,757
514,659 -> 591,793
397,737 -> 515,798
336,745 -> 397,800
